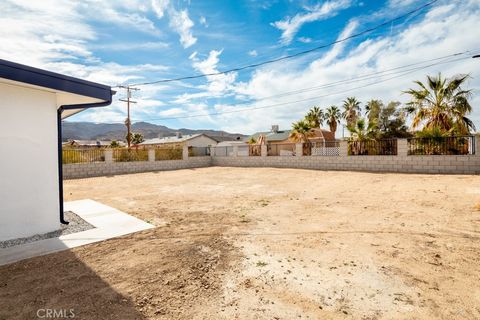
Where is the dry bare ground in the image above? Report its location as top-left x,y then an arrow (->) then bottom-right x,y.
1,167 -> 480,319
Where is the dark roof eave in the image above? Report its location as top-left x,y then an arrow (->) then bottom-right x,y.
0,59 -> 113,101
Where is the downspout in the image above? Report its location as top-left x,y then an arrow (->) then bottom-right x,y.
57,107 -> 68,224
57,99 -> 113,225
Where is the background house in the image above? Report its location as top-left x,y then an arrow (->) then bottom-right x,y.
139,132 -> 218,148
249,125 -> 336,144
0,59 -> 113,241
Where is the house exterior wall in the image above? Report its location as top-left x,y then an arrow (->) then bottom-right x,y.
186,135 -> 218,147
0,82 -> 59,241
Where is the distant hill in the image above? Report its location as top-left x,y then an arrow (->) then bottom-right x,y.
62,121 -> 246,142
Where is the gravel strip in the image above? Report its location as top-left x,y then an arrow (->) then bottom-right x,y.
0,211 -> 95,249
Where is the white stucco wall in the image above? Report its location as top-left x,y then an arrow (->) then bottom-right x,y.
186,135 -> 218,147
0,82 -> 60,241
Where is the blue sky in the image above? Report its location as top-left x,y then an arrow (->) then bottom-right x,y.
1,0 -> 479,135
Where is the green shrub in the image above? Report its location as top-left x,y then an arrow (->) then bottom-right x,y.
113,149 -> 148,162
155,148 -> 182,161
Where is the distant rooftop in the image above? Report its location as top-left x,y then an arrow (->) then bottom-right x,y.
249,127 -> 335,142
63,140 -> 125,147
140,133 -> 203,145
250,130 -> 290,142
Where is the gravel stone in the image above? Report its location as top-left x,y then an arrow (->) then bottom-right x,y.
0,211 -> 94,249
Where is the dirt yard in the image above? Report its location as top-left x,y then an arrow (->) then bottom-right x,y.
1,167 -> 480,319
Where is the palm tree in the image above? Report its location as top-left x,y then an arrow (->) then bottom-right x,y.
342,97 -> 361,127
365,99 -> 383,123
289,120 -> 314,142
404,73 -> 474,135
347,118 -> 377,141
348,118 -> 380,155
325,106 -> 341,135
304,106 -> 324,128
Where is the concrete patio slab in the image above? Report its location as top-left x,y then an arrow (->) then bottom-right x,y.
0,199 -> 154,266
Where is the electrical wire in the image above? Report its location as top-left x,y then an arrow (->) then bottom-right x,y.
106,54 -> 470,123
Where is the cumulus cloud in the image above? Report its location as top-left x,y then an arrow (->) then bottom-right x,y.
169,9 -> 197,48
271,0 -> 352,45
248,50 -> 258,57
151,0 -> 170,18
171,50 -> 237,104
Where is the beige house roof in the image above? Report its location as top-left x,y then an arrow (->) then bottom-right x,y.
140,133 -> 216,145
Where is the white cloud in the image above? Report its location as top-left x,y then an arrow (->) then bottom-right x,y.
0,0 -> 170,95
199,16 -> 208,27
171,50 -> 237,104
151,0 -> 170,18
192,49 -> 223,74
298,37 -> 313,43
93,41 -> 169,51
169,9 -> 197,48
387,0 -> 417,8
151,0 -> 197,48
248,50 -> 258,57
88,5 -> 161,36
271,0 -> 352,44
312,19 -> 358,66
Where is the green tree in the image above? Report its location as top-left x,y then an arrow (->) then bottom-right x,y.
365,99 -> 383,124
377,101 -> 411,138
289,120 -> 314,142
110,140 -> 120,148
304,106 -> 324,128
325,105 -> 341,135
347,118 -> 377,141
131,133 -> 145,145
342,97 -> 361,127
404,73 -> 475,135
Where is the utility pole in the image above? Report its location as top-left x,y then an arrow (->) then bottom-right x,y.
119,85 -> 140,148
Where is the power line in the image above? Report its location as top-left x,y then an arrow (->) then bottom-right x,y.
105,54 -> 469,123
157,51 -> 468,115
129,0 -> 438,86
227,52 -> 469,104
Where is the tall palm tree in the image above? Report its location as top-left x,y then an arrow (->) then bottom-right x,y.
365,99 -> 383,123
304,106 -> 324,128
325,105 -> 341,135
404,73 -> 474,135
342,97 -> 361,127
289,120 -> 314,142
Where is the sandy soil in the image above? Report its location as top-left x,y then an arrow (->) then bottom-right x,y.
1,167 -> 480,319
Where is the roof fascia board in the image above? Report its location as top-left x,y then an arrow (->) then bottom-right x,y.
0,59 -> 112,101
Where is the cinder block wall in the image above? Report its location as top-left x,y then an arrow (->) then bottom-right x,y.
63,156 -> 212,179
210,155 -> 480,174
63,139 -> 480,179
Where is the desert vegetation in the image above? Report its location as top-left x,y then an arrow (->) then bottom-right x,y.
290,73 -> 475,142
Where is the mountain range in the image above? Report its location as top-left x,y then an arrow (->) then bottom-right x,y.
62,121 -> 247,142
